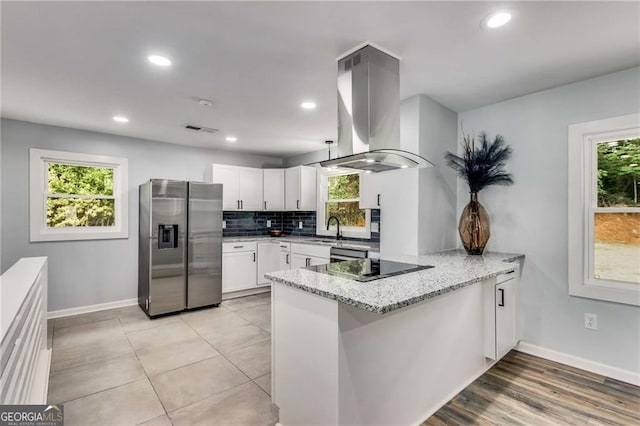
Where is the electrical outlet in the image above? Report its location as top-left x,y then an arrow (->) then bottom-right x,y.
584,313 -> 598,330
298,221 -> 303,229
371,222 -> 380,233
222,220 -> 226,229
267,220 -> 271,228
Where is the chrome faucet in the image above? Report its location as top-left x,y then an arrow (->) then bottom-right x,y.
327,216 -> 342,240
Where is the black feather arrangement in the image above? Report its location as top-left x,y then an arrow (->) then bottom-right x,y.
445,132 -> 514,193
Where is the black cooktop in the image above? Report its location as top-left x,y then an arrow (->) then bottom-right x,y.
308,258 -> 433,282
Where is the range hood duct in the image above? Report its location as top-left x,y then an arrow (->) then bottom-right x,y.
320,45 -> 433,172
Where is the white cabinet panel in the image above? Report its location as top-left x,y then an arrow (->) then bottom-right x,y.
239,168 -> 264,211
291,253 -> 329,268
258,242 -> 280,285
211,164 -> 240,210
210,164 -> 263,211
264,169 -> 285,211
496,276 -> 518,359
222,251 -> 257,292
279,252 -> 291,270
359,172 -> 383,209
483,272 -> 519,361
291,254 -> 308,269
285,166 -> 316,211
285,167 -> 301,210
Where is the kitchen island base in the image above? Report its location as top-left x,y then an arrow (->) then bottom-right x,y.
271,278 -> 510,426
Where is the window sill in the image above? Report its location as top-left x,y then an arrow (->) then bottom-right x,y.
30,227 -> 128,242
569,281 -> 640,307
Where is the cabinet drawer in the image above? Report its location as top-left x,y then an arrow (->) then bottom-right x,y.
223,241 -> 258,253
279,242 -> 291,252
496,269 -> 517,284
291,243 -> 331,258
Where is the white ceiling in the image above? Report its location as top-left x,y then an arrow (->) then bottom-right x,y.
2,1 -> 638,157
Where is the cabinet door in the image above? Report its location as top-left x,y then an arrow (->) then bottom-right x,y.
359,172 -> 383,209
239,167 -> 264,210
299,166 -> 317,210
309,256 -> 329,266
257,242 -> 280,285
285,167 -> 301,210
290,253 -> 308,269
496,278 -> 517,359
222,251 -> 257,292
279,252 -> 291,270
263,169 -> 285,211
211,165 -> 239,210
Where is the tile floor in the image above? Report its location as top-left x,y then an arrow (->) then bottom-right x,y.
47,292 -> 276,426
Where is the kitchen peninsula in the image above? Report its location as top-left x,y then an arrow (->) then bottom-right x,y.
266,250 -> 525,426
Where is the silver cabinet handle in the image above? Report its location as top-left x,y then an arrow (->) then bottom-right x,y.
297,200 -> 300,209
240,200 -> 243,209
253,252 -> 256,262
264,201 -> 267,210
237,200 -> 240,209
306,257 -> 311,267
377,194 -> 381,206
233,245 -> 244,249
286,254 -> 289,264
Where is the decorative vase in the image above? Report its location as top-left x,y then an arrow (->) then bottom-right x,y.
458,192 -> 490,255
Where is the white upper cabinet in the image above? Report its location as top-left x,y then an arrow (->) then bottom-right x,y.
239,168 -> 264,211
263,169 -> 285,211
210,164 -> 263,211
285,166 -> 317,211
359,172 -> 384,209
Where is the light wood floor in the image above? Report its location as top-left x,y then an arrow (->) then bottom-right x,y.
424,350 -> 640,425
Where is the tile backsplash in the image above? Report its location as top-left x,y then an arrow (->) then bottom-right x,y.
223,209 -> 380,242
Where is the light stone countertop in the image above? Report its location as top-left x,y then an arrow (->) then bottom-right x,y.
265,249 -> 524,314
222,235 -> 380,253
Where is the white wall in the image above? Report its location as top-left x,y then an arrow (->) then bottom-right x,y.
381,95 -> 458,259
0,118 -> 283,311
458,67 -> 640,373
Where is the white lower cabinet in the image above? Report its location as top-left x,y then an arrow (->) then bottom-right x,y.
290,243 -> 331,268
222,242 -> 257,292
257,242 -> 280,286
484,271 -> 519,360
496,275 -> 518,359
279,242 -> 291,270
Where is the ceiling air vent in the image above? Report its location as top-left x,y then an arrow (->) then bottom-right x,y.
184,125 -> 219,134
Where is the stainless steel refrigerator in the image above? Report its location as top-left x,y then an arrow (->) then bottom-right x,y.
138,179 -> 223,317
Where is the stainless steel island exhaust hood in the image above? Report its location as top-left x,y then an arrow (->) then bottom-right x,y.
320,44 -> 433,172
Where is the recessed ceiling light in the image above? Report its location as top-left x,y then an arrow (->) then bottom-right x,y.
301,101 -> 316,110
112,115 -> 129,123
148,55 -> 172,67
225,136 -> 237,143
365,159 -> 375,163
482,12 -> 512,29
400,165 -> 409,169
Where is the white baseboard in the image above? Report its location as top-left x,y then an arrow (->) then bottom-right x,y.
517,341 -> 639,386
223,286 -> 270,301
48,298 -> 138,319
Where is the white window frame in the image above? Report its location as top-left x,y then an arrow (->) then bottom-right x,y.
568,113 -> 640,306
316,169 -> 371,239
29,148 -> 129,242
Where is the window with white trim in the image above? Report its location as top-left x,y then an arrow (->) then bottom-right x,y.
29,148 -> 129,242
568,114 -> 640,306
316,169 -> 370,239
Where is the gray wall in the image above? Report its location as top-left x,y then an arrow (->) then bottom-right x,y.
1,118 -> 283,311
458,67 -> 640,373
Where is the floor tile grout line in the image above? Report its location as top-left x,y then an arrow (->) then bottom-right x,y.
121,316 -> 172,423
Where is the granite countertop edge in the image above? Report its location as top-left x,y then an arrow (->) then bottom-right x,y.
266,251 -> 524,314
